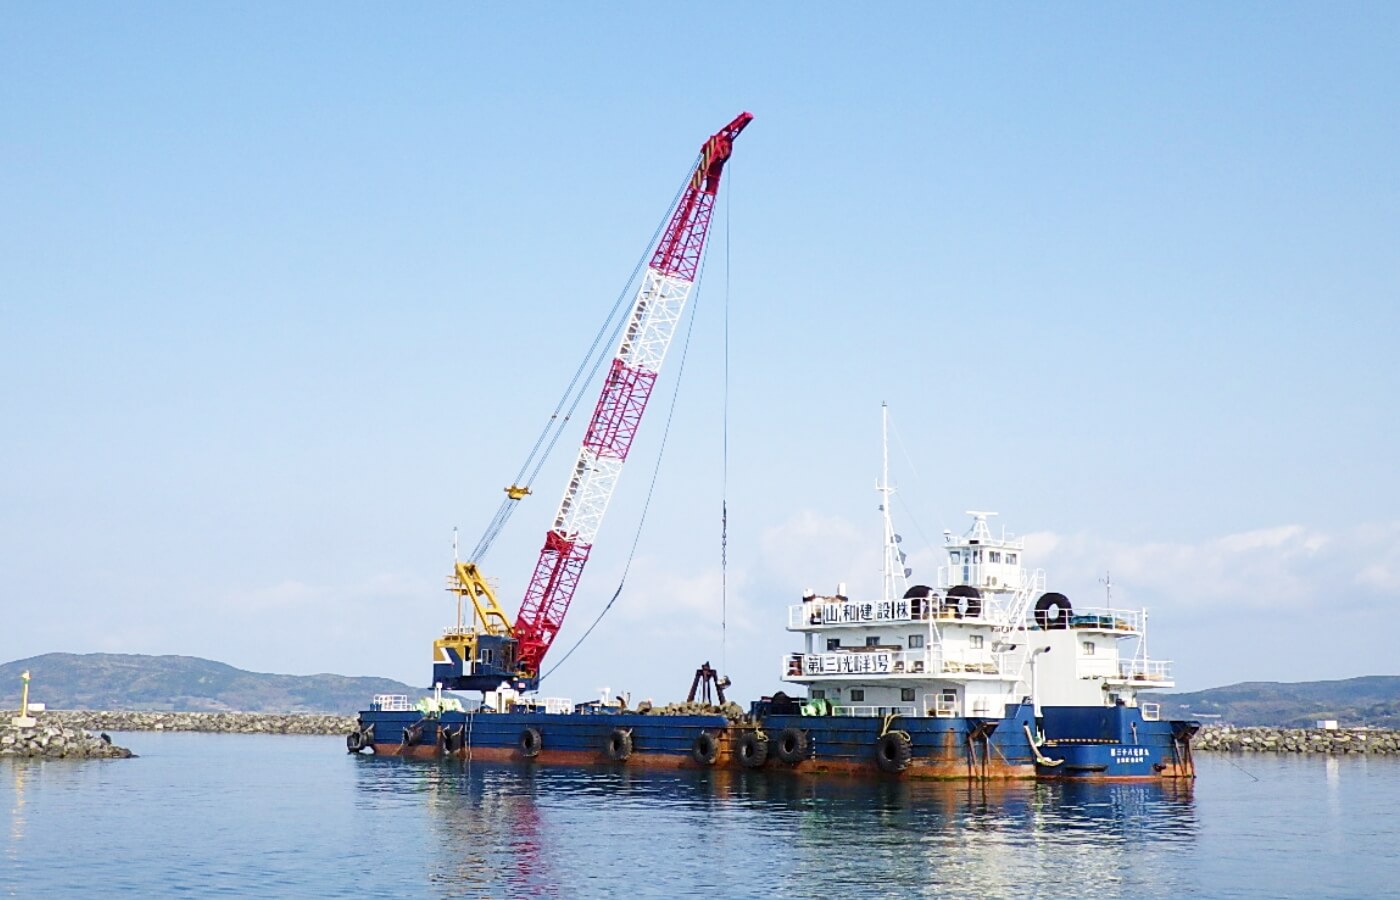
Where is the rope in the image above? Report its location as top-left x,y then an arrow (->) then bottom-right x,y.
468,155 -> 702,563
538,239 -> 713,684
1218,751 -> 1260,782
879,712 -> 911,741
1023,723 -> 1064,767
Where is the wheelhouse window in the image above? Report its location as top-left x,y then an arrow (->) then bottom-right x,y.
901,688 -> 915,702
969,635 -> 984,649
865,636 -> 880,647
826,638 -> 841,651
811,689 -> 825,700
908,634 -> 925,649
989,551 -> 1001,563
950,551 -> 961,564
1007,553 -> 1018,565
850,689 -> 865,702
1082,641 -> 1095,656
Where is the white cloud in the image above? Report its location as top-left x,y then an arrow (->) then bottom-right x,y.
1023,523 -> 1400,617
757,509 -> 880,599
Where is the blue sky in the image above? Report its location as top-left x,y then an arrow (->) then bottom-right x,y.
3,3 -> 1398,700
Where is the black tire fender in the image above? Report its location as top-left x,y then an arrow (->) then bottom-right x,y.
691,731 -> 720,766
606,728 -> 633,762
876,731 -> 913,773
737,732 -> 770,769
946,585 -> 983,619
519,726 -> 543,759
1034,592 -> 1073,629
775,727 -> 808,765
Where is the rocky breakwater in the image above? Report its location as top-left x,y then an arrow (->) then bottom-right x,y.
1,717 -> 134,759
49,711 -> 356,735
1196,725 -> 1400,755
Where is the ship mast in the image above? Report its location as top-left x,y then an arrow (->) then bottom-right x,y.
878,403 -> 909,604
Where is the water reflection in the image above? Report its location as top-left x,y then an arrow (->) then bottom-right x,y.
5,763 -> 26,883
353,758 -> 1198,897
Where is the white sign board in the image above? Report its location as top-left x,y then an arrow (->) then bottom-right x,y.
801,652 -> 894,676
819,599 -> 912,624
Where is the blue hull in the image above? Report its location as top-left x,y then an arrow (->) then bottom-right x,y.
1036,706 -> 1198,779
351,702 -> 1197,780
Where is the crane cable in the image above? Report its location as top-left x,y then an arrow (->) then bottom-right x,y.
539,229 -> 717,685
468,156 -> 702,564
720,162 -> 731,675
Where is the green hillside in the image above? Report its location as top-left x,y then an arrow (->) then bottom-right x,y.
0,653 -> 425,715
1158,676 -> 1400,728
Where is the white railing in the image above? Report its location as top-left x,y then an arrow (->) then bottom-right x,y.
787,598 -> 924,629
830,705 -> 917,718
936,563 -> 1025,593
932,651 -> 1005,677
511,697 -> 574,714
372,694 -> 411,711
1064,607 -> 1143,633
1117,659 -> 1173,683
787,600 -> 1027,631
925,694 -> 959,718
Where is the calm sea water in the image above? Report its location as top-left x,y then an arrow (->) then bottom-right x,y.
3,732 -> 1398,898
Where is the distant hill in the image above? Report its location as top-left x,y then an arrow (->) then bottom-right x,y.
1159,676 -> 1400,728
7,653 -> 1395,726
0,654 -> 424,715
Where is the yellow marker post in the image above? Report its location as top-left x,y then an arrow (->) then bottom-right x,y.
12,670 -> 36,729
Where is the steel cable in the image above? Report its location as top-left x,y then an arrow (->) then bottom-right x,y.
468,155 -> 701,563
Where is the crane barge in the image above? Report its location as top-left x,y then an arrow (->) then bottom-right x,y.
430,112 -> 751,696
348,113 -> 1199,780
348,114 -> 754,766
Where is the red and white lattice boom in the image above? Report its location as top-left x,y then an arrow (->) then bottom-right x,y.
512,112 -> 753,676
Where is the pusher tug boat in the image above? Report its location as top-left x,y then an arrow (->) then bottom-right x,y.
758,404 -> 1197,780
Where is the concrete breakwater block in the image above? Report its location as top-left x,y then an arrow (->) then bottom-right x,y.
46,710 -> 356,735
1195,725 -> 1400,755
1,719 -> 134,759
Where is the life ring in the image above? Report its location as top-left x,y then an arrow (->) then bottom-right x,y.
876,731 -> 913,773
691,731 -> 720,766
737,732 -> 769,769
945,585 -> 983,619
518,726 -> 543,758
775,727 -> 808,765
607,728 -> 633,762
346,730 -> 365,753
1034,592 -> 1073,630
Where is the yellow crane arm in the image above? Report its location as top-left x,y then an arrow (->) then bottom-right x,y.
453,561 -> 514,637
